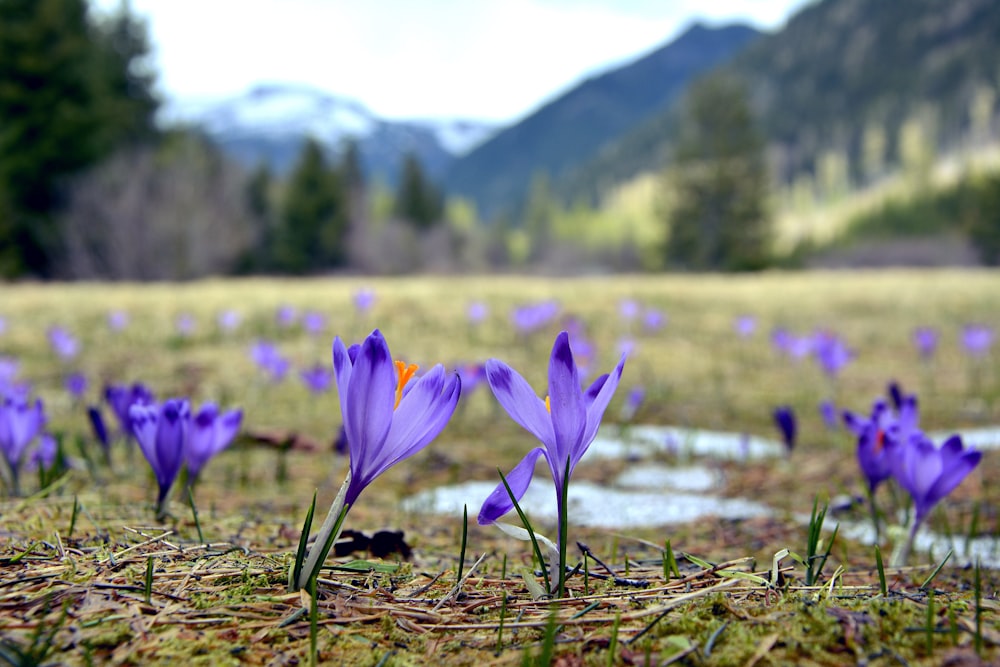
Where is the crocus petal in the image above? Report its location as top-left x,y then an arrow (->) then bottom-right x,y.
547,332 -> 586,465
213,409 -> 242,455
332,337 -> 353,402
478,447 -> 547,525
345,331 -> 395,471
581,353 -> 627,449
371,368 -> 460,482
130,403 -> 161,471
926,436 -> 982,508
155,400 -> 188,494
485,359 -> 554,447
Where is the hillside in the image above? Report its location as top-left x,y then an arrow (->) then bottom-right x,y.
445,22 -> 761,218
565,0 -> 1000,203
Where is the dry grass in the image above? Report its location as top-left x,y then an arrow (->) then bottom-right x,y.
0,271 -> 998,664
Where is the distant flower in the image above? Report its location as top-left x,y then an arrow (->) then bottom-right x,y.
844,398 -> 903,494
187,403 -> 242,482
813,332 -> 853,377
961,324 -> 994,358
353,288 -> 376,314
456,363 -> 487,396
511,301 -> 559,336
0,395 -> 45,494
467,301 -> 488,325
618,299 -> 640,321
130,398 -> 190,517
217,309 -> 242,333
28,434 -> 58,472
65,372 -> 88,400
772,406 -> 796,453
912,327 -> 938,361
818,399 -> 838,430
105,383 -> 156,440
175,313 -> 196,337
250,341 -> 290,382
479,331 -> 626,594
643,309 -> 666,333
48,326 -> 79,360
892,433 -> 981,566
894,434 -> 981,526
0,357 -> 19,392
302,311 -> 327,336
300,364 -> 334,394
108,310 -> 129,332
735,316 -> 757,339
276,305 -> 298,328
87,406 -> 110,455
295,329 -> 461,590
621,385 -> 645,421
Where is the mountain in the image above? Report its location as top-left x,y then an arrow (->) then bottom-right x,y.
566,0 -> 1000,202
444,22 -> 762,218
162,83 -> 499,182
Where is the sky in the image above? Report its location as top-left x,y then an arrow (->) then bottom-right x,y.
93,0 -> 812,123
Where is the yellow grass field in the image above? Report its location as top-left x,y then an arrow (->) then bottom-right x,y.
1,271 -> 997,665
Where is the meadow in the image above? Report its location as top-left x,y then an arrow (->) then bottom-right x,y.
1,271 -> 998,666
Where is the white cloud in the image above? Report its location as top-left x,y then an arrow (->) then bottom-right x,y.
93,0 -> 809,121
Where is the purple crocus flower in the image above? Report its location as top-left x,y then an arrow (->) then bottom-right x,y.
296,329 -> 463,590
511,301 -> 560,336
772,406 -> 796,453
467,301 -> 488,325
643,309 -> 666,333
302,311 -> 327,336
819,400 -> 838,430
813,332 -> 853,377
478,331 -> 627,565
108,310 -> 129,332
618,299 -> 640,321
0,395 -> 45,492
894,434 -> 981,525
456,363 -> 487,397
175,313 -> 196,337
105,383 -> 156,439
735,315 -> 757,339
88,406 -> 110,454
65,372 -> 88,400
48,326 -> 79,360
334,329 -> 461,506
891,432 -> 982,567
844,398 -> 901,494
186,403 -> 242,482
353,288 -> 376,314
912,327 -> 938,361
217,309 -> 242,333
28,433 -> 57,472
961,324 -> 994,358
621,385 -> 645,421
130,398 -> 190,516
250,341 -> 290,382
276,304 -> 298,328
300,364 -> 334,394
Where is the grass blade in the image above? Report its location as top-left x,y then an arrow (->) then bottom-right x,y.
290,491 -> 317,591
499,468 -> 551,595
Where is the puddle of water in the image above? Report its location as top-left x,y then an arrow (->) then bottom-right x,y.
616,464 -> 721,493
589,425 -> 783,461
806,513 -> 1000,569
928,427 -> 1000,451
403,475 -> 768,529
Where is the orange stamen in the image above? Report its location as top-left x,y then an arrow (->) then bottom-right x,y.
394,360 -> 419,409
874,429 -> 885,453
545,396 -> 551,413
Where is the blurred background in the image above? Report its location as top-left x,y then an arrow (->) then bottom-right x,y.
0,0 -> 998,280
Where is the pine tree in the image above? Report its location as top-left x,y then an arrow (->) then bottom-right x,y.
275,138 -> 347,273
0,0 -> 158,277
664,74 -> 770,271
394,152 -> 442,230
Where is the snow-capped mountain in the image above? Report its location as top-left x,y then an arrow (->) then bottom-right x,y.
162,83 -> 499,183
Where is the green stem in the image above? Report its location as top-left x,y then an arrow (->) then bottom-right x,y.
297,471 -> 352,590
